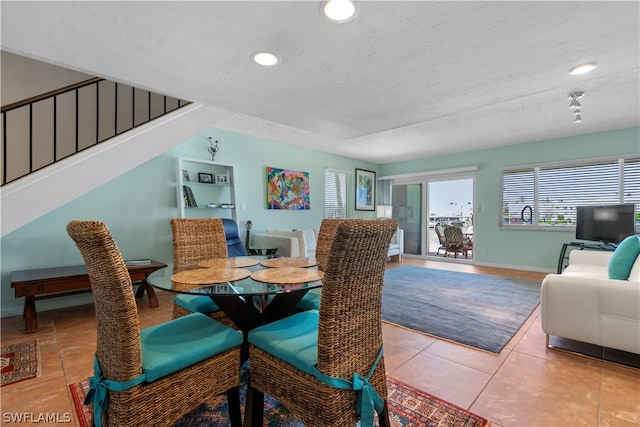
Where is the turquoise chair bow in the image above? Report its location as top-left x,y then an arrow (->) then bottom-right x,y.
312,345 -> 385,427
84,357 -> 146,427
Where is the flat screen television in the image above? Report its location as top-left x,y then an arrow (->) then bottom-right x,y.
575,203 -> 636,245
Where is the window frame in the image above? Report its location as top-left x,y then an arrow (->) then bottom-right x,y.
499,154 -> 640,231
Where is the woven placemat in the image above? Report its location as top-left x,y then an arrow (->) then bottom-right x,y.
251,267 -> 323,284
198,257 -> 259,269
260,257 -> 317,268
171,267 -> 251,284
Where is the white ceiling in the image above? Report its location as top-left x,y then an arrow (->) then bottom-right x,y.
2,1 -> 639,164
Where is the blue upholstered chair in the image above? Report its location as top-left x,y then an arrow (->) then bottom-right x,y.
222,218 -> 248,257
245,219 -> 398,427
67,220 -> 242,427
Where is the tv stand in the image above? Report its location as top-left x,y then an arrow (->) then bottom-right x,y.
557,242 -> 616,274
570,241 -> 618,250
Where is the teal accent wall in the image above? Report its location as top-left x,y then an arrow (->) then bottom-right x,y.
0,128 -> 377,316
380,126 -> 640,270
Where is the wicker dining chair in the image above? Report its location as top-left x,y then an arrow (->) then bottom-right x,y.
314,218 -> 346,272
171,218 -> 229,320
246,219 -> 397,427
294,219 -> 345,312
67,220 -> 242,427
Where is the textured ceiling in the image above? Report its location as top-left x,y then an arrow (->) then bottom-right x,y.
2,1 -> 639,163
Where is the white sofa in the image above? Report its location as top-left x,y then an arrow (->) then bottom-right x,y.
252,227 -> 404,261
387,229 -> 404,262
540,249 -> 640,355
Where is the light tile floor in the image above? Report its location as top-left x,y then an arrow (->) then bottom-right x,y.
1,258 -> 638,426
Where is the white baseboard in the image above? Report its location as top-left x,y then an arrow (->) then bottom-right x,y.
402,254 -> 555,274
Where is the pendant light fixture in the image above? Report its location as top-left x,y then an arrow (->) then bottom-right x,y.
568,92 -> 585,123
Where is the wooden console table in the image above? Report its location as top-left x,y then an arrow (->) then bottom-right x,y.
10,260 -> 167,333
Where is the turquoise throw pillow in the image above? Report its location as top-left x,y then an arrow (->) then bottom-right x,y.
608,235 -> 640,280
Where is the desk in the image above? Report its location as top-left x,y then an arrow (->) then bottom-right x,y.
557,242 -> 615,273
10,260 -> 166,333
147,260 -> 323,360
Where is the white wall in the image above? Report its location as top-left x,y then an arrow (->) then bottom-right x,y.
1,51 -> 92,104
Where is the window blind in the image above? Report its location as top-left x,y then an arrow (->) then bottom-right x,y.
325,168 -> 349,218
500,156 -> 639,228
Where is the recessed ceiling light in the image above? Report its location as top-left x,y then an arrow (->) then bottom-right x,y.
569,62 -> 598,75
252,52 -> 280,66
323,0 -> 357,22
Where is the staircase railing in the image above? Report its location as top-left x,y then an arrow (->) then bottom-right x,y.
1,78 -> 191,185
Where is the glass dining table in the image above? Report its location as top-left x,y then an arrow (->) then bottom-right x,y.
146,256 -> 323,360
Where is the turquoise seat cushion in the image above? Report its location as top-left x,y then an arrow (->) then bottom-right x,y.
140,312 -> 242,382
173,294 -> 220,314
294,288 -> 322,311
609,234 -> 640,280
248,310 -> 319,377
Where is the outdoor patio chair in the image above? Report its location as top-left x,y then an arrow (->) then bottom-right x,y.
435,223 -> 448,255
245,219 -> 397,427
443,225 -> 470,258
67,220 -> 242,427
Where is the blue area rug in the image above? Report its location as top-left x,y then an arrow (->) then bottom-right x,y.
382,266 -> 541,353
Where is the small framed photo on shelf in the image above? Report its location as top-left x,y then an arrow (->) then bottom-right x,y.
198,172 -> 213,184
215,174 -> 228,185
182,169 -> 190,182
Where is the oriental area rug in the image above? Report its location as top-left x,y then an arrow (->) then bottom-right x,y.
1,339 -> 41,386
70,371 -> 488,427
382,266 -> 541,354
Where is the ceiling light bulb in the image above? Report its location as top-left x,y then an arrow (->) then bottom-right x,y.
573,109 -> 581,116
252,52 -> 279,66
323,0 -> 356,22
574,114 -> 582,123
569,63 -> 598,75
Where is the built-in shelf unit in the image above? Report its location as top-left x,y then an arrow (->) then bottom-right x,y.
176,157 -> 237,221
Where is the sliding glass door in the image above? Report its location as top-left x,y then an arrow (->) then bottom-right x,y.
392,183 -> 423,256
427,178 -> 474,258
390,173 -> 475,260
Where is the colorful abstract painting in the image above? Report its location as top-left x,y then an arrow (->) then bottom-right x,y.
267,167 -> 310,210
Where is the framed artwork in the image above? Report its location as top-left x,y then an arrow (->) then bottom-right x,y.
215,174 -> 228,185
198,172 -> 213,184
182,169 -> 190,182
355,168 -> 376,211
267,166 -> 310,210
